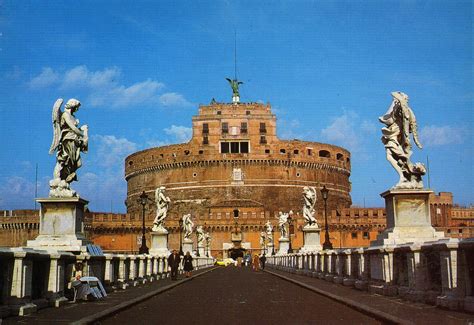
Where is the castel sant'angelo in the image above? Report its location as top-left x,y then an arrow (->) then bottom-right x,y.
122,81 -> 352,257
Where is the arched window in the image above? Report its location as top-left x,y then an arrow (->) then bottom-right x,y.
319,150 -> 331,158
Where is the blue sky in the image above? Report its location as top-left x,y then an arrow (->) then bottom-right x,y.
0,1 -> 472,212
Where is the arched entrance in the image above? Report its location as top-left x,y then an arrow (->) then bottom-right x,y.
228,247 -> 246,260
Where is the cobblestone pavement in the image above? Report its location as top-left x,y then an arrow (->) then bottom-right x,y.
100,266 -> 382,325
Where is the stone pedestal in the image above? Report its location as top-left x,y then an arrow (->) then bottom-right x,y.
197,244 -> 205,257
300,225 -> 323,252
267,243 -> 275,256
182,238 -> 194,256
149,228 -> 170,256
232,95 -> 240,103
371,189 -> 445,247
277,238 -> 290,255
27,197 -> 91,252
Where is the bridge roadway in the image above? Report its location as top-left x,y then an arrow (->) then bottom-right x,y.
101,266 -> 380,324
4,266 -> 473,324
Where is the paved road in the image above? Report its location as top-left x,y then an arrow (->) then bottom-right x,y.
101,266 -> 381,325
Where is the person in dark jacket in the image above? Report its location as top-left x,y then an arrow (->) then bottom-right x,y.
183,251 -> 194,277
168,250 -> 181,280
259,254 -> 267,270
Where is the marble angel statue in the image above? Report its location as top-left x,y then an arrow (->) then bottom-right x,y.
182,214 -> 194,241
278,210 -> 293,239
196,226 -> 205,246
379,91 -> 426,189
152,186 -> 171,231
303,186 -> 318,226
265,220 -> 273,245
260,231 -> 266,248
49,98 -> 88,197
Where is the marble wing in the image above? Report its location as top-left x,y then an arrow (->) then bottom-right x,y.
49,98 -> 63,154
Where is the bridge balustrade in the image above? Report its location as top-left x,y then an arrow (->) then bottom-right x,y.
265,238 -> 474,313
0,248 -> 215,318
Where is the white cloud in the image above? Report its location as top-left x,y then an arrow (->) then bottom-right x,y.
320,110 -> 375,154
419,125 -> 466,146
27,65 -> 191,109
93,135 -> 138,168
28,67 -> 59,88
107,79 -> 164,108
159,92 -> 192,107
164,125 -> 192,143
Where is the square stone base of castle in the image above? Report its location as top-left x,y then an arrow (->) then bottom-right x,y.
27,197 -> 91,253
371,189 -> 445,247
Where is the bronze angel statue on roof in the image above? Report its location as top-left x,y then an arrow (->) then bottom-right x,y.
379,91 -> 425,189
226,78 -> 243,102
49,98 -> 88,197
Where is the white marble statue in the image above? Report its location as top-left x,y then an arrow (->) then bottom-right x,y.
196,225 -> 205,246
49,98 -> 88,197
182,214 -> 194,241
303,186 -> 318,227
265,220 -> 273,244
260,231 -> 266,248
205,232 -> 211,250
379,91 -> 426,189
277,210 -> 293,239
152,186 -> 171,231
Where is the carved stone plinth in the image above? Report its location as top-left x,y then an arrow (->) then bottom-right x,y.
277,238 -> 290,255
182,238 -> 194,256
27,197 -> 91,252
300,225 -> 322,253
371,189 -> 445,247
197,244 -> 205,257
149,228 -> 170,256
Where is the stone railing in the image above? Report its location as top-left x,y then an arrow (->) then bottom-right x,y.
0,247 -> 214,318
266,238 -> 474,313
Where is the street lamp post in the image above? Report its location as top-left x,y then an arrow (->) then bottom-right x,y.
138,191 -> 149,254
321,186 -> 333,250
271,226 -> 275,256
178,218 -> 184,256
287,214 -> 293,253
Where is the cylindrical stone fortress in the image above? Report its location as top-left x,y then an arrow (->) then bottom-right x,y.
125,102 -> 351,220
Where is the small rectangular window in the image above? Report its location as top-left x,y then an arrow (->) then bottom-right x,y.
203,136 -> 209,145
246,111 -> 250,115
307,148 -> 313,156
260,123 -> 267,133
222,122 -> 228,134
363,232 -> 369,239
241,122 -> 248,133
351,232 -> 357,239
230,142 -> 239,153
240,142 -> 249,153
202,123 -> 209,134
221,142 -> 229,153
260,136 -> 267,144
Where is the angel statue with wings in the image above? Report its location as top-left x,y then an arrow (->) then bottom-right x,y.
265,220 -> 273,245
303,186 -> 318,227
49,98 -> 88,197
182,214 -> 194,241
277,210 -> 293,239
226,78 -> 243,101
152,186 -> 171,232
379,92 -> 426,189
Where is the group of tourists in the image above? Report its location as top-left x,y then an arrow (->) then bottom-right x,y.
167,250 -> 194,281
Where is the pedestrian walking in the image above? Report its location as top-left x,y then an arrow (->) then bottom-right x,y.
183,251 -> 194,277
168,249 -> 181,280
259,253 -> 267,270
252,254 -> 260,271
